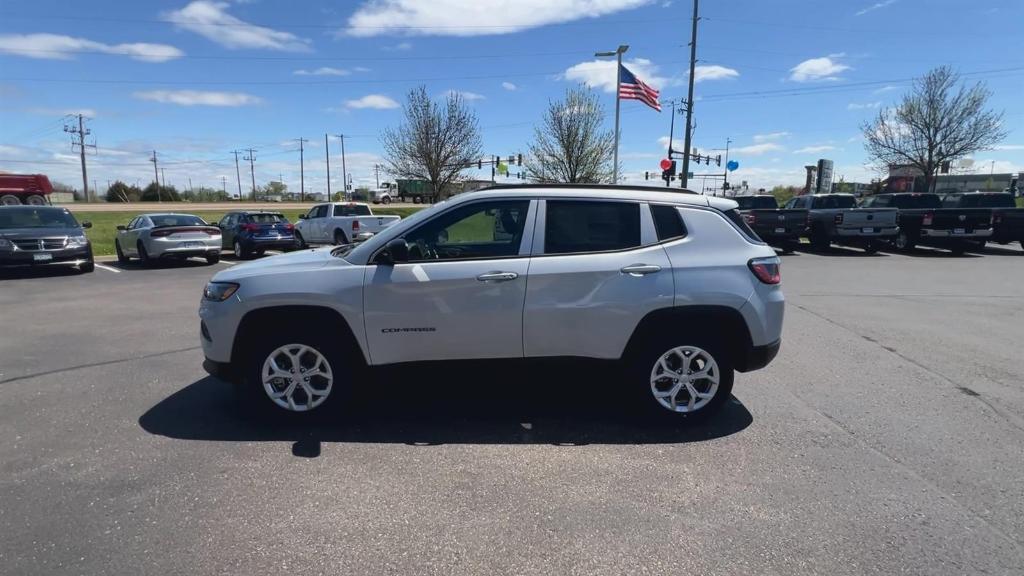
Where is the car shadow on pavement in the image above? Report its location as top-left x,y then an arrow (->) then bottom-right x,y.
0,266 -> 87,280
978,244 -> 1024,256
106,258 -> 223,271
139,369 -> 753,451
794,244 -> 888,257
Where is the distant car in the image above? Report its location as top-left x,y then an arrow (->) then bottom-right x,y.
784,193 -> 898,253
734,195 -> 808,252
216,211 -> 297,259
0,206 -> 94,272
294,202 -> 402,247
115,213 -> 222,266
861,193 -> 993,254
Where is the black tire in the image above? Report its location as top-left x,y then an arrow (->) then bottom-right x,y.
412,196 -> 422,204
79,259 -> 95,273
810,227 -> 830,249
206,251 -> 221,265
0,194 -> 20,206
239,329 -> 351,420
950,243 -> 967,256
629,334 -> 734,422
295,231 -> 307,249
333,229 -> 348,246
381,196 -> 391,205
137,241 -> 153,267
233,239 -> 251,260
863,241 -> 878,254
894,230 -> 915,251
114,240 -> 129,263
25,194 -> 46,206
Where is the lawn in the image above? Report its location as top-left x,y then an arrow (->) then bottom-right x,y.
72,207 -> 422,256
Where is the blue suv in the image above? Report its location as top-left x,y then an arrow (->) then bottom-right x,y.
217,211 -> 297,259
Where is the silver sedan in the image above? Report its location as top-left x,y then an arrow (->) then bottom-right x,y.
115,213 -> 222,266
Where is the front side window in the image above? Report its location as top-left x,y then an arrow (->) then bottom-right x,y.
545,200 -> 640,255
403,200 -> 530,261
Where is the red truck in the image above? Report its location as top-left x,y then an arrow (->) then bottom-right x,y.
0,174 -> 54,205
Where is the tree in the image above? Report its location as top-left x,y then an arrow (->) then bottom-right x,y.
105,181 -> 141,202
382,86 -> 482,202
141,182 -> 180,202
525,87 -> 615,184
862,66 -> 1006,192
770,185 -> 800,206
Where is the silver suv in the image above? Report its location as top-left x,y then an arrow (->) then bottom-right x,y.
199,186 -> 784,420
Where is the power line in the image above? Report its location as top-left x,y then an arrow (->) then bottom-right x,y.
0,47 -> 597,63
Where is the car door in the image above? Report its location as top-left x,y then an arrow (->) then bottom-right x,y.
218,214 -> 236,248
119,217 -> 137,252
125,216 -> 148,255
304,205 -> 326,242
363,198 -> 536,365
522,199 -> 673,359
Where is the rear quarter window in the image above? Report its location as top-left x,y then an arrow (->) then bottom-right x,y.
722,208 -> 763,243
650,204 -> 687,241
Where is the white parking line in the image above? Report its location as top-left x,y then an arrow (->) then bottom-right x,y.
94,263 -> 121,273
216,260 -> 236,266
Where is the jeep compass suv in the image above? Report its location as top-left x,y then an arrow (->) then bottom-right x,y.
199,185 -> 784,420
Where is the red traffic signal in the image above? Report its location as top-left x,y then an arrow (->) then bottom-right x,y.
659,158 -> 672,171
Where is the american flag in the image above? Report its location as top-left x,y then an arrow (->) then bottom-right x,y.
618,64 -> 661,112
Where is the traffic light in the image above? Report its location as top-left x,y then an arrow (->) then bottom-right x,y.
662,160 -> 677,182
645,171 -> 650,180
517,154 -> 523,166
477,160 -> 482,169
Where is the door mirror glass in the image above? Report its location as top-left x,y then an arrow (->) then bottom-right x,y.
381,238 -> 409,264
116,225 -> 126,231
298,213 -> 307,219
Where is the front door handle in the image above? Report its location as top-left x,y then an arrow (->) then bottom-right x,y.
620,264 -> 662,276
477,271 -> 519,282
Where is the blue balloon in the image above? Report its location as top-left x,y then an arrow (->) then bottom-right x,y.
727,160 -> 739,172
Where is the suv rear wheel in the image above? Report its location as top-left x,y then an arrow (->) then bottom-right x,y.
633,337 -> 733,421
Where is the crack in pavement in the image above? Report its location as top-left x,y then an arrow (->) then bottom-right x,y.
0,346 -> 201,385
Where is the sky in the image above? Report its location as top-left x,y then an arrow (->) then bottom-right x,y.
0,0 -> 1022,195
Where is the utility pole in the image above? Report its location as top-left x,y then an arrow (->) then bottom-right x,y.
722,137 -> 731,194
681,0 -> 700,190
150,151 -> 162,202
233,150 -> 243,200
244,149 -> 256,201
340,135 -> 348,198
188,177 -> 193,193
295,138 -> 309,202
221,176 -> 227,194
324,133 -> 331,200
160,168 -> 166,188
64,114 -> 95,202
374,164 -> 382,189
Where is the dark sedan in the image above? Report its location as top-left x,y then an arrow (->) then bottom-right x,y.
217,211 -> 297,259
0,206 -> 94,272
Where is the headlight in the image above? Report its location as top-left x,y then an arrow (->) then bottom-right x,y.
204,282 -> 239,301
0,238 -> 12,250
67,235 -> 89,247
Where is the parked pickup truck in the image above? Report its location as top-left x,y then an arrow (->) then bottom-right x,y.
294,202 -> 401,247
734,195 -> 808,252
860,193 -> 993,254
941,192 -> 1024,248
783,193 -> 898,253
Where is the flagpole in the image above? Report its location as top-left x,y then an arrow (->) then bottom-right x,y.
613,49 -> 622,184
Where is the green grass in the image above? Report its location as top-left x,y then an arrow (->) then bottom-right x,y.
1017,197 -> 1023,208
72,207 -> 422,256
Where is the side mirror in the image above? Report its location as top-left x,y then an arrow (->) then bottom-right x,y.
116,225 -> 126,231
378,238 -> 409,265
82,221 -> 92,229
298,214 -> 307,220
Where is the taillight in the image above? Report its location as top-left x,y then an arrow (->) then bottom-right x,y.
922,211 -> 933,226
748,256 -> 781,285
743,213 -> 756,225
285,223 -> 294,231
150,229 -> 173,237
834,213 -> 844,225
242,223 -> 259,232
352,220 -> 360,231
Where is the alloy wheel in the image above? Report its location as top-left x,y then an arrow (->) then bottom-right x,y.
261,343 -> 333,412
649,345 -> 720,413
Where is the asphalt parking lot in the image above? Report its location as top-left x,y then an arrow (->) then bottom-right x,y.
1,244 -> 1023,575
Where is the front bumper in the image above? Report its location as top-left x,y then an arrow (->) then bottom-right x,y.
735,338 -> 781,373
0,246 -> 92,267
921,228 -> 993,239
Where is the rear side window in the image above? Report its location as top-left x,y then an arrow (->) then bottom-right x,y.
335,204 -> 372,217
892,194 -> 941,209
735,196 -> 778,209
812,195 -> 856,209
650,204 -> 687,241
545,201 -> 640,254
722,209 -> 763,242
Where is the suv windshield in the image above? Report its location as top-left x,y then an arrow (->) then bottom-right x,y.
0,208 -> 79,229
150,214 -> 206,227
734,196 -> 779,210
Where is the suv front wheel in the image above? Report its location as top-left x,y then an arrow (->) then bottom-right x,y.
242,333 -> 349,418
633,338 -> 733,420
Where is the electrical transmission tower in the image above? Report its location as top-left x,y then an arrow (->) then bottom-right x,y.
63,114 -> 96,202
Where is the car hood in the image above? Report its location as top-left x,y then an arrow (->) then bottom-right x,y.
211,247 -> 346,281
0,227 -> 82,238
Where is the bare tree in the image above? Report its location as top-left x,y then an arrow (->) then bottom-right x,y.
862,66 -> 1006,192
525,87 -> 615,184
382,86 -> 482,201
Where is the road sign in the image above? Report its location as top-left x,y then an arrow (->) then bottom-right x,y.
727,160 -> 739,172
659,158 -> 672,171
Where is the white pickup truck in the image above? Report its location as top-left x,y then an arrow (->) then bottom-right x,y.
294,202 -> 401,247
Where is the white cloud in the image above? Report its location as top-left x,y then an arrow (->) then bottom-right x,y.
345,0 -> 652,37
873,85 -> 900,94
444,90 -> 485,101
354,66 -> 372,72
789,56 -> 850,82
793,145 -> 837,154
693,64 -> 739,83
753,131 -> 790,142
293,67 -> 350,76
501,81 -> 517,91
27,107 -> 98,118
133,90 -> 263,107
847,101 -> 882,110
564,57 -> 669,93
855,0 -> 897,16
0,33 -> 183,62
732,143 -> 785,156
345,94 -> 400,109
992,144 -> 1024,151
166,1 -> 311,51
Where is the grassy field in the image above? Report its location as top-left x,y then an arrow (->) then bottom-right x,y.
72,207 -> 422,256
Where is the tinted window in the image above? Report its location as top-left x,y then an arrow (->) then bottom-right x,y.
149,214 -> 206,227
891,194 -> 941,209
722,208 -> 762,242
545,201 -> 640,254
334,204 -> 372,217
734,196 -> 778,210
0,208 -> 79,229
651,205 -> 687,241
404,200 -> 529,261
945,194 -> 1013,208
812,195 -> 856,209
247,213 -> 286,223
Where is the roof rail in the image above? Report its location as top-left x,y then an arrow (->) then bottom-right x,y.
479,183 -> 700,195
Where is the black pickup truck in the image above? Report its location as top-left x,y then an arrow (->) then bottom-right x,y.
860,192 -> 993,254
734,195 -> 808,251
941,192 -> 1024,248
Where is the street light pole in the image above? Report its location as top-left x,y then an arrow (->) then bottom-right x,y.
595,44 -> 629,184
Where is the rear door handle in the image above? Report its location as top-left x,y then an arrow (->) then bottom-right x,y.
477,271 -> 519,282
620,264 -> 662,276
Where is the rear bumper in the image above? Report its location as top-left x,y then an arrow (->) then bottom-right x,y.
921,228 -> 993,239
735,338 -> 781,373
148,238 -> 221,258
835,227 -> 898,238
244,236 -> 297,250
